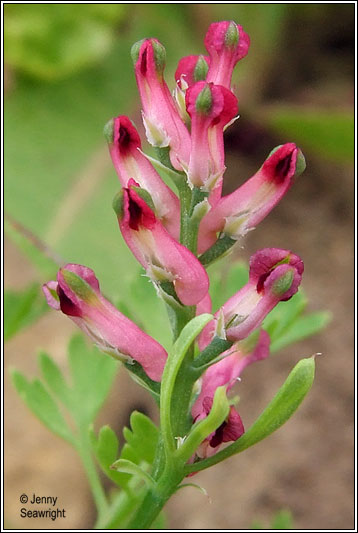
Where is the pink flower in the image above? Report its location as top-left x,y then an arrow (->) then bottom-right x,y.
199,248 -> 304,347
113,180 -> 209,306
105,115 -> 180,239
175,55 -> 210,89
192,330 -> 270,458
198,143 -> 305,254
131,38 -> 191,171
42,264 -> 167,381
205,21 -> 250,89
185,81 -> 238,199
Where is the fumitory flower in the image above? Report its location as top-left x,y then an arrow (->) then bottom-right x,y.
42,264 -> 167,381
105,114 -> 180,239
131,37 -> 191,171
113,179 -> 209,306
192,330 -> 270,458
185,81 -> 238,201
205,20 -> 250,89
198,143 -> 306,254
199,248 -> 304,348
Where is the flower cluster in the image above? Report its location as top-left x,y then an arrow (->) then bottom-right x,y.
43,21 -> 305,460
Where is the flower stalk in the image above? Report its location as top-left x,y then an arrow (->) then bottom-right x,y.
37,18 -> 318,530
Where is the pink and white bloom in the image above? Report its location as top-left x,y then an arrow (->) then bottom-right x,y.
192,330 -> 269,458
106,115 -> 180,239
198,143 -> 305,254
205,21 -> 250,90
42,264 -> 167,381
199,248 -> 304,347
131,38 -> 191,171
113,180 -> 209,306
185,81 -> 238,199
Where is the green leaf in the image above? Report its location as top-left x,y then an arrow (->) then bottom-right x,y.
39,351 -> 71,408
4,284 -> 49,341
185,356 -> 316,474
10,369 -> 74,444
68,335 -> 118,425
226,356 -> 315,452
270,311 -> 332,353
90,425 -> 123,486
263,290 -> 307,343
263,107 -> 354,163
116,411 -> 159,490
110,459 -> 155,490
160,314 -> 213,453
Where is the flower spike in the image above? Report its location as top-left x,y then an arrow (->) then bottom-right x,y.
131,38 -> 191,171
113,180 -> 209,306
43,264 -> 167,381
105,115 -> 180,239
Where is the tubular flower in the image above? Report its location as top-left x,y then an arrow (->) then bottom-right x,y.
185,81 -> 238,199
42,264 -> 167,381
199,248 -> 304,347
205,20 -> 250,89
198,143 -> 306,254
131,38 -> 191,171
105,115 -> 180,239
192,330 -> 270,458
113,180 -> 209,306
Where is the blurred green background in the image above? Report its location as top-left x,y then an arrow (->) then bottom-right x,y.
4,3 -> 354,530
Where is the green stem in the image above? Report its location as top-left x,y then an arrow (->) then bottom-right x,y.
192,337 -> 233,371
76,428 -> 108,522
199,234 -> 236,266
127,466 -> 183,529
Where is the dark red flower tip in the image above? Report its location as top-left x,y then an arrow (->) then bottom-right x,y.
57,285 -> 82,317
262,143 -> 298,183
125,180 -> 156,231
113,116 -> 141,154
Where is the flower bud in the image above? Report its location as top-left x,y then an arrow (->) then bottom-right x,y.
205,21 -> 250,89
43,264 -> 167,381
105,115 -> 180,239
185,81 -> 238,194
132,38 -> 191,171
114,180 -> 209,306
198,143 -> 305,254
199,248 -> 303,347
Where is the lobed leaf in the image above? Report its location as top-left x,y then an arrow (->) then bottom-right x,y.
10,369 -> 74,444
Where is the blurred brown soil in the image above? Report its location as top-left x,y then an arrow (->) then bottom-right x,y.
4,152 -> 354,529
